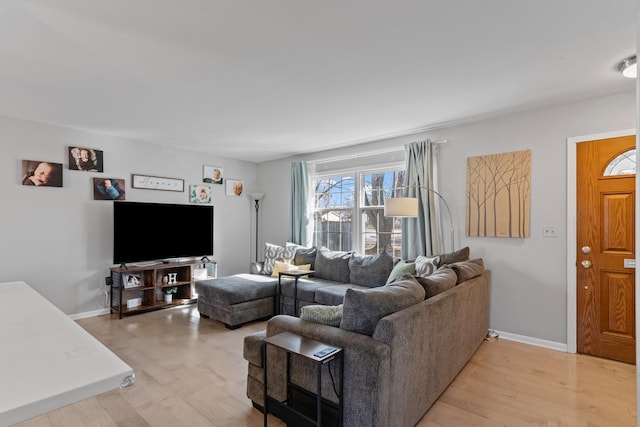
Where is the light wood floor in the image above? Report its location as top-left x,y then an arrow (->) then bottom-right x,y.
13,305 -> 636,427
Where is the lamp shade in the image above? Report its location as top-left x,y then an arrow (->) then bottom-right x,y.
384,197 -> 419,217
248,192 -> 265,201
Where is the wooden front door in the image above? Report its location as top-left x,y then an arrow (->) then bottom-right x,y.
576,135 -> 636,364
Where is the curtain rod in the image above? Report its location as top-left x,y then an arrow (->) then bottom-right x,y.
308,139 -> 447,166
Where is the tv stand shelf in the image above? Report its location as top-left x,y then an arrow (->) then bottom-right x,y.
109,260 -> 212,319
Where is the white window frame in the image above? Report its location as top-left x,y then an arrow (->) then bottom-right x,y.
310,161 -> 404,253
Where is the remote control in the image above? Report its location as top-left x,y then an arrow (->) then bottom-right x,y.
313,347 -> 337,358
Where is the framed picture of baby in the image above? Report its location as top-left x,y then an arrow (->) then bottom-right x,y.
21,160 -> 63,187
93,178 -> 126,200
225,179 -> 243,197
190,185 -> 211,204
203,165 -> 223,184
68,146 -> 104,172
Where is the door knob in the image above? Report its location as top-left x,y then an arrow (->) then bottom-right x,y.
581,260 -> 592,268
584,285 -> 589,290
581,246 -> 591,254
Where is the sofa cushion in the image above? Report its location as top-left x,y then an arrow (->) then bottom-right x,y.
385,260 -> 416,284
279,278 -> 332,302
437,246 -> 470,267
340,275 -> 425,336
415,255 -> 440,277
448,259 -> 484,283
263,243 -> 297,275
348,251 -> 394,287
295,247 -> 318,269
314,283 -> 370,306
300,304 -> 343,327
314,247 -> 352,283
413,267 -> 457,298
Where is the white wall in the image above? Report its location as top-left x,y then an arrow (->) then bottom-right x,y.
258,91 -> 636,346
0,116 -> 259,316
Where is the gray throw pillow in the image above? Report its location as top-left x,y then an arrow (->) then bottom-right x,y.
340,276 -> 425,336
300,304 -> 343,327
314,247 -> 352,283
447,259 -> 484,283
437,246 -> 470,267
349,251 -> 394,287
386,260 -> 417,284
413,267 -> 457,298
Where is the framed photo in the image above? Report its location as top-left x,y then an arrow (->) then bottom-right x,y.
225,179 -> 243,197
21,160 -> 63,187
132,174 -> 184,192
68,147 -> 104,172
190,185 -> 211,203
122,273 -> 142,289
203,165 -> 223,184
93,178 -> 125,200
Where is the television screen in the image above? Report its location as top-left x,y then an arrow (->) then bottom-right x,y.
113,201 -> 213,264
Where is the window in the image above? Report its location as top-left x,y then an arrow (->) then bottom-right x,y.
604,149 -> 636,176
312,167 -> 405,256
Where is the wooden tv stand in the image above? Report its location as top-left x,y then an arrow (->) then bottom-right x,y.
109,260 -> 216,319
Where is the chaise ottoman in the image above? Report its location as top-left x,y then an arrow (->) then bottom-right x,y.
195,274 -> 278,329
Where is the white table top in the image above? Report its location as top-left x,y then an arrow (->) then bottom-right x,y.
0,281 -> 133,426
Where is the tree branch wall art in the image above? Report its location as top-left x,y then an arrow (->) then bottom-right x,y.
466,149 -> 531,238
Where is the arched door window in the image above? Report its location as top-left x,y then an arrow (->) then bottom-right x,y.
603,149 -> 636,176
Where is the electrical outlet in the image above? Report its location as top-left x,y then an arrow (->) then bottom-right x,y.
543,225 -> 558,237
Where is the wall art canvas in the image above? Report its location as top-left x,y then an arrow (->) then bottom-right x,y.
21,160 -> 63,187
190,185 -> 211,203
203,165 -> 223,184
68,146 -> 104,172
466,149 -> 531,238
93,177 -> 126,200
225,179 -> 243,196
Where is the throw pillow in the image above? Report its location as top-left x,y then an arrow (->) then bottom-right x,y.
348,251 -> 394,288
263,243 -> 296,275
385,260 -> 417,284
447,259 -> 485,283
271,261 -> 311,278
291,245 -> 318,269
314,247 -> 352,283
437,246 -> 470,267
415,255 -> 440,277
300,304 -> 343,327
340,276 -> 425,336
413,267 -> 457,298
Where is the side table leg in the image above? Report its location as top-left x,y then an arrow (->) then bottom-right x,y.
317,362 -> 322,427
293,277 -> 299,316
263,344 -> 268,427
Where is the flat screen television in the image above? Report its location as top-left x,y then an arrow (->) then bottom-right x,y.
113,201 -> 213,265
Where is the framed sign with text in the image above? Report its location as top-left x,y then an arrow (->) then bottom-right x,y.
131,174 -> 184,192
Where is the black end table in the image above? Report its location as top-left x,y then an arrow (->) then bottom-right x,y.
263,332 -> 343,427
277,270 -> 315,316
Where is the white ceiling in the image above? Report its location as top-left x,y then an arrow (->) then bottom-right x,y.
1,1 -> 638,163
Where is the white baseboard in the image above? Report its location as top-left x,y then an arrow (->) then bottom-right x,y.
69,308 -> 110,320
493,330 -> 568,353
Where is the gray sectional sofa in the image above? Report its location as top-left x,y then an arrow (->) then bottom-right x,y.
243,266 -> 491,426
195,246 -> 398,328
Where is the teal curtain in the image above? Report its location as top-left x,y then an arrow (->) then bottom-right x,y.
289,161 -> 309,245
401,140 -> 442,259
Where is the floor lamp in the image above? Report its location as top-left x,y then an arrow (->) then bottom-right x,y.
249,193 -> 265,262
384,185 -> 454,252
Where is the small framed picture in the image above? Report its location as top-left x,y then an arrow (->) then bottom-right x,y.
123,273 -> 142,289
190,185 -> 211,203
68,147 -> 104,172
226,179 -> 243,197
21,160 -> 63,187
93,178 -> 126,200
203,165 -> 223,184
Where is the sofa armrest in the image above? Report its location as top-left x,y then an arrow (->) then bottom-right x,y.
266,315 -> 392,427
250,262 -> 264,275
243,330 -> 267,367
